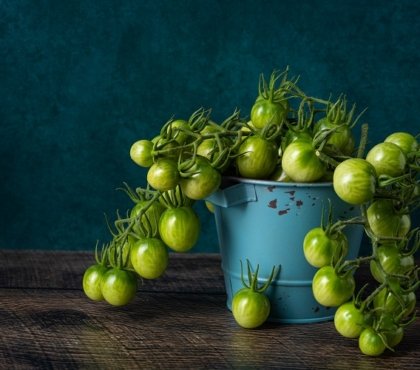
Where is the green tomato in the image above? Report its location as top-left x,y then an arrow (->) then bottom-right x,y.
147,158 -> 180,191
130,237 -> 168,279
180,157 -> 221,200
82,264 -> 108,301
333,158 -> 376,205
377,243 -> 414,275
283,128 -> 313,147
386,326 -> 404,348
281,140 -> 326,182
196,138 -> 221,163
369,259 -> 385,283
236,135 -> 278,179
166,119 -> 191,144
373,285 -> 416,317
130,139 -> 154,167
196,138 -> 231,171
303,228 -> 348,268
384,132 -> 418,156
100,268 -> 138,306
130,200 -> 167,238
200,121 -> 223,135
312,266 -> 355,307
151,135 -> 182,160
358,327 -> 386,356
377,314 -> 404,348
334,301 -> 367,338
367,200 -> 411,238
313,118 -> 355,156
250,98 -> 288,129
232,288 -> 271,329
158,206 -> 200,252
366,142 -> 406,178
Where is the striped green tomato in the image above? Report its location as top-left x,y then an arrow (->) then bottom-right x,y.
366,142 -> 406,178
333,158 -> 376,205
282,141 -> 326,182
312,266 -> 355,307
384,132 -> 418,156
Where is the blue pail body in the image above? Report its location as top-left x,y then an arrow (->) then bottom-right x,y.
207,177 -> 364,324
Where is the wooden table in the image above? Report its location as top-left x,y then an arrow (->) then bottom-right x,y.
0,250 -> 418,369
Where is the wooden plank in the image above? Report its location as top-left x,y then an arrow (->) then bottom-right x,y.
0,250 -> 415,296
1,289 -> 419,369
1,251 -> 419,369
0,250 -> 225,293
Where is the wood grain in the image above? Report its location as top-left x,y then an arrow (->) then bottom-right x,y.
0,250 -> 225,293
0,250 -> 419,370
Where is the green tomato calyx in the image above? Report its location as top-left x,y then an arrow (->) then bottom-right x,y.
239,259 -> 280,293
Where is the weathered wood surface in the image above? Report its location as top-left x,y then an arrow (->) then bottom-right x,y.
0,250 -> 419,369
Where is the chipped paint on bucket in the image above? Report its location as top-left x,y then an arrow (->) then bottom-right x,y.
207,177 -> 364,324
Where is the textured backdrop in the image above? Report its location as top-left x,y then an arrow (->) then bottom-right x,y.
0,0 -> 419,252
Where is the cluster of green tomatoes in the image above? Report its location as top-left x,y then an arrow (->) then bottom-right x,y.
82,68 -> 418,356
303,130 -> 419,356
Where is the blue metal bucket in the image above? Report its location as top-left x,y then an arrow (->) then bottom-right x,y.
207,177 -> 364,324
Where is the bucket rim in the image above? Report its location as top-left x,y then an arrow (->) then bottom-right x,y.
222,176 -> 334,188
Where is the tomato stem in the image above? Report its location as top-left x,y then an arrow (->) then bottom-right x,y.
356,123 -> 369,158
337,255 -> 374,276
239,259 -> 280,293
360,281 -> 387,311
315,150 -> 340,168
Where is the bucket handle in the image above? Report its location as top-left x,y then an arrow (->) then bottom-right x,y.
206,183 -> 257,208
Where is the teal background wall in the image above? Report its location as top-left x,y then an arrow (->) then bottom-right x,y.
0,0 -> 419,252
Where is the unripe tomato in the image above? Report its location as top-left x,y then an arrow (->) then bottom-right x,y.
100,268 -> 138,306
333,158 -> 376,205
282,141 -> 326,182
314,118 -> 355,156
166,119 -> 191,144
283,128 -> 313,147
303,228 -> 348,268
384,132 -> 418,156
151,135 -> 182,160
250,98 -> 287,129
236,135 -> 278,179
232,288 -> 271,329
366,142 -> 406,178
158,206 -> 200,252
358,328 -> 386,356
376,243 -> 414,276
312,266 -> 355,307
130,237 -> 168,279
373,286 -> 416,317
334,301 -> 367,338
197,138 -> 232,173
200,121 -> 223,135
377,314 -> 404,348
130,140 -> 154,167
366,200 -> 411,238
130,200 -> 166,238
147,158 -> 180,191
180,157 -> 221,200
83,264 -> 108,301
197,138 -> 218,159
